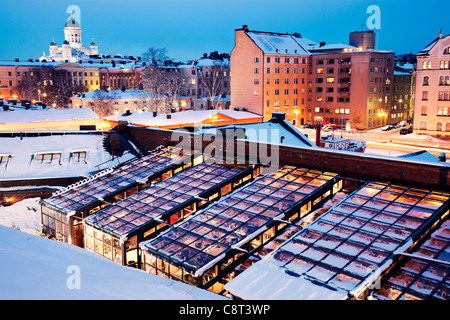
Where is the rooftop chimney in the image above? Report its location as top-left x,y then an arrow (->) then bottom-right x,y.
349,30 -> 375,50
270,112 -> 286,123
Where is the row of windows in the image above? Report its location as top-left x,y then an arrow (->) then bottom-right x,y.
265,98 -> 305,107
254,57 -> 307,64
6,71 -> 99,77
422,60 -> 450,70
31,151 -> 87,165
254,67 -> 305,74
254,78 -> 306,85
315,96 -> 350,103
421,91 -> 450,101
418,121 -> 450,132
420,106 -> 450,116
422,75 -> 450,86
314,107 -> 350,114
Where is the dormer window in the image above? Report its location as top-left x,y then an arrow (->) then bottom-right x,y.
0,154 -> 10,167
32,152 -> 62,165
71,151 -> 87,163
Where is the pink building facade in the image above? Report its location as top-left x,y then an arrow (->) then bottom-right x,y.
414,32 -> 450,136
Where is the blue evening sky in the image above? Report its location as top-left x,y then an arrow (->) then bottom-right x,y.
0,0 -> 448,61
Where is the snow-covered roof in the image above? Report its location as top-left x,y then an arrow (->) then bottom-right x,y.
246,30 -> 317,55
0,60 -> 63,67
226,180 -> 450,300
310,43 -> 358,52
398,150 -> 442,163
194,95 -> 230,102
417,34 -> 449,56
0,225 -> 223,300
0,108 -> 99,125
75,89 -> 164,100
0,134 -> 134,181
106,109 -> 263,127
225,258 -> 348,300
203,116 -> 317,148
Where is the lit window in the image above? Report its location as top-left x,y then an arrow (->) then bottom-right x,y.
191,79 -> 196,85
326,77 -> 335,83
317,68 -> 323,74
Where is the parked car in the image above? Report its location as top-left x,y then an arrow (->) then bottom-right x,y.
400,126 -> 413,135
382,125 -> 394,131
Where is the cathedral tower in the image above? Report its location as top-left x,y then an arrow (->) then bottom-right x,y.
64,13 -> 82,49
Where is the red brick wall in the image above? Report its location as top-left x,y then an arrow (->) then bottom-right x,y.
125,126 -> 449,188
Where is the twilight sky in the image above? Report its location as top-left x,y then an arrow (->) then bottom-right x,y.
0,0 -> 448,62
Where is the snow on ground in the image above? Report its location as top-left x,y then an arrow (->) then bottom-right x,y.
0,197 -> 42,235
0,199 -> 224,300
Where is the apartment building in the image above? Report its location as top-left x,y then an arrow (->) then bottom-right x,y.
414,31 -> 450,136
231,26 -> 312,124
392,64 -> 414,123
231,26 -> 395,129
309,49 -> 394,130
163,56 -> 230,110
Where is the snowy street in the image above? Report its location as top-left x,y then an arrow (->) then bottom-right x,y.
299,126 -> 450,158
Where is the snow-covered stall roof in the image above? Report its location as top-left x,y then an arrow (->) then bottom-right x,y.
140,165 -> 339,279
0,225 -> 224,300
225,181 -> 450,300
42,146 -> 197,215
84,162 -> 251,242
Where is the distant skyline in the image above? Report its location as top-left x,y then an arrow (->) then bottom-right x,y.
0,0 -> 448,62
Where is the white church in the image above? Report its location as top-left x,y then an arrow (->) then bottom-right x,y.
40,13 -> 99,62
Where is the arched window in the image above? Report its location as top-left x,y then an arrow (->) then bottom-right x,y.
446,122 -> 450,132
419,121 -> 427,130
437,122 -> 443,131
444,47 -> 450,55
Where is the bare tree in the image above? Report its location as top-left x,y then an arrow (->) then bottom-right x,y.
142,47 -> 169,68
163,71 -> 185,112
140,65 -> 167,113
199,64 -> 228,110
91,90 -> 118,117
14,67 -> 75,108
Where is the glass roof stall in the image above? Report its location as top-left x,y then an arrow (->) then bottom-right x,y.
40,146 -> 201,247
224,181 -> 450,300
83,161 -> 259,268
372,216 -> 450,300
140,165 -> 343,292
